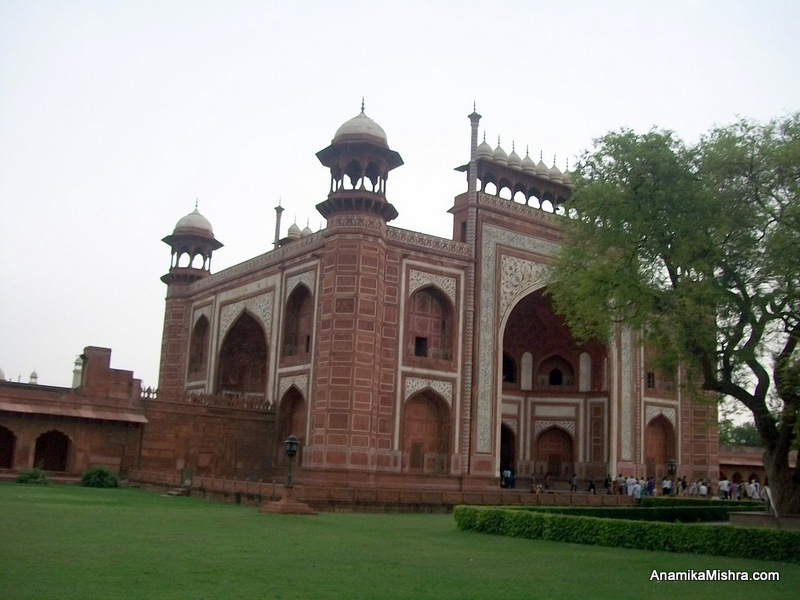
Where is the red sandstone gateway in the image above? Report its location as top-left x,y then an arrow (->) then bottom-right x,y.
0,107 -> 727,502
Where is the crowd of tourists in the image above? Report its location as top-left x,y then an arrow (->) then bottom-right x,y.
607,473 -> 765,502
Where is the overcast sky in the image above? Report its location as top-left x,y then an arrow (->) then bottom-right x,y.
1,0 -> 798,389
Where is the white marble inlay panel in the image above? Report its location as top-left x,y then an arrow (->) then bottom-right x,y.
408,269 -> 456,305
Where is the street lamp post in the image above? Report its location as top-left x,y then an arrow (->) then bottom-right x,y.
667,459 -> 677,496
284,434 -> 299,487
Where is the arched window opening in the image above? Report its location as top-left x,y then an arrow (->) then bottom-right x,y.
484,181 -> 498,196
402,392 -> 450,474
344,159 -> 362,190
406,286 -> 454,361
217,312 -> 268,397
0,425 -> 16,469
34,430 -> 70,472
188,316 -> 210,377
537,355 -> 575,388
283,285 -> 314,359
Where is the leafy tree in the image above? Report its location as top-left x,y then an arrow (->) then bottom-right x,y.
549,115 -> 800,515
718,419 -> 764,447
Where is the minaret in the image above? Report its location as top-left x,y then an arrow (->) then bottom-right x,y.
305,103 -> 404,471
158,205 -> 223,391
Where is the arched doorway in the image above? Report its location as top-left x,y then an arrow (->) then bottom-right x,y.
277,387 -> 307,466
0,425 -> 15,468
217,312 -> 268,396
644,415 -> 675,479
536,426 -> 573,478
34,430 -> 70,471
402,391 -> 450,474
500,423 -> 516,486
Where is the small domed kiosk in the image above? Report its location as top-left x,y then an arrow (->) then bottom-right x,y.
161,206 -> 223,284
315,101 -> 403,223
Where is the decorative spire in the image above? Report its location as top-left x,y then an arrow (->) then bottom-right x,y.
361,97 -> 365,113
195,198 -> 198,210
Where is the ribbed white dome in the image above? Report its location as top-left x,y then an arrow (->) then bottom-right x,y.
492,138 -> 508,164
507,144 -> 522,169
535,154 -> 550,179
477,134 -> 493,159
521,149 -> 536,173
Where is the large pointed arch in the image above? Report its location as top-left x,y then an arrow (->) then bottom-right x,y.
216,311 -> 268,397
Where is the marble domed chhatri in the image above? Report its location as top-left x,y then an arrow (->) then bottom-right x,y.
161,203 -> 223,284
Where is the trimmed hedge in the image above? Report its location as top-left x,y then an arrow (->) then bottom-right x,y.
454,505 -> 800,564
509,504 -> 765,523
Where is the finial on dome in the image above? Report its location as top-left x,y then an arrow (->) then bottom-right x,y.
361,97 -> 365,113
195,198 -> 198,210
473,100 -> 476,111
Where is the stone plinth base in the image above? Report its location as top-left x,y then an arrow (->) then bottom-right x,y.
259,485 -> 316,515
729,511 -> 800,530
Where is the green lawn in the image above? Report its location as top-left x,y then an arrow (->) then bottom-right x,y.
0,483 -> 796,599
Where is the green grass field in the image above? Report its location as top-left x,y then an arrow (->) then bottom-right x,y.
1,483 -> 797,599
